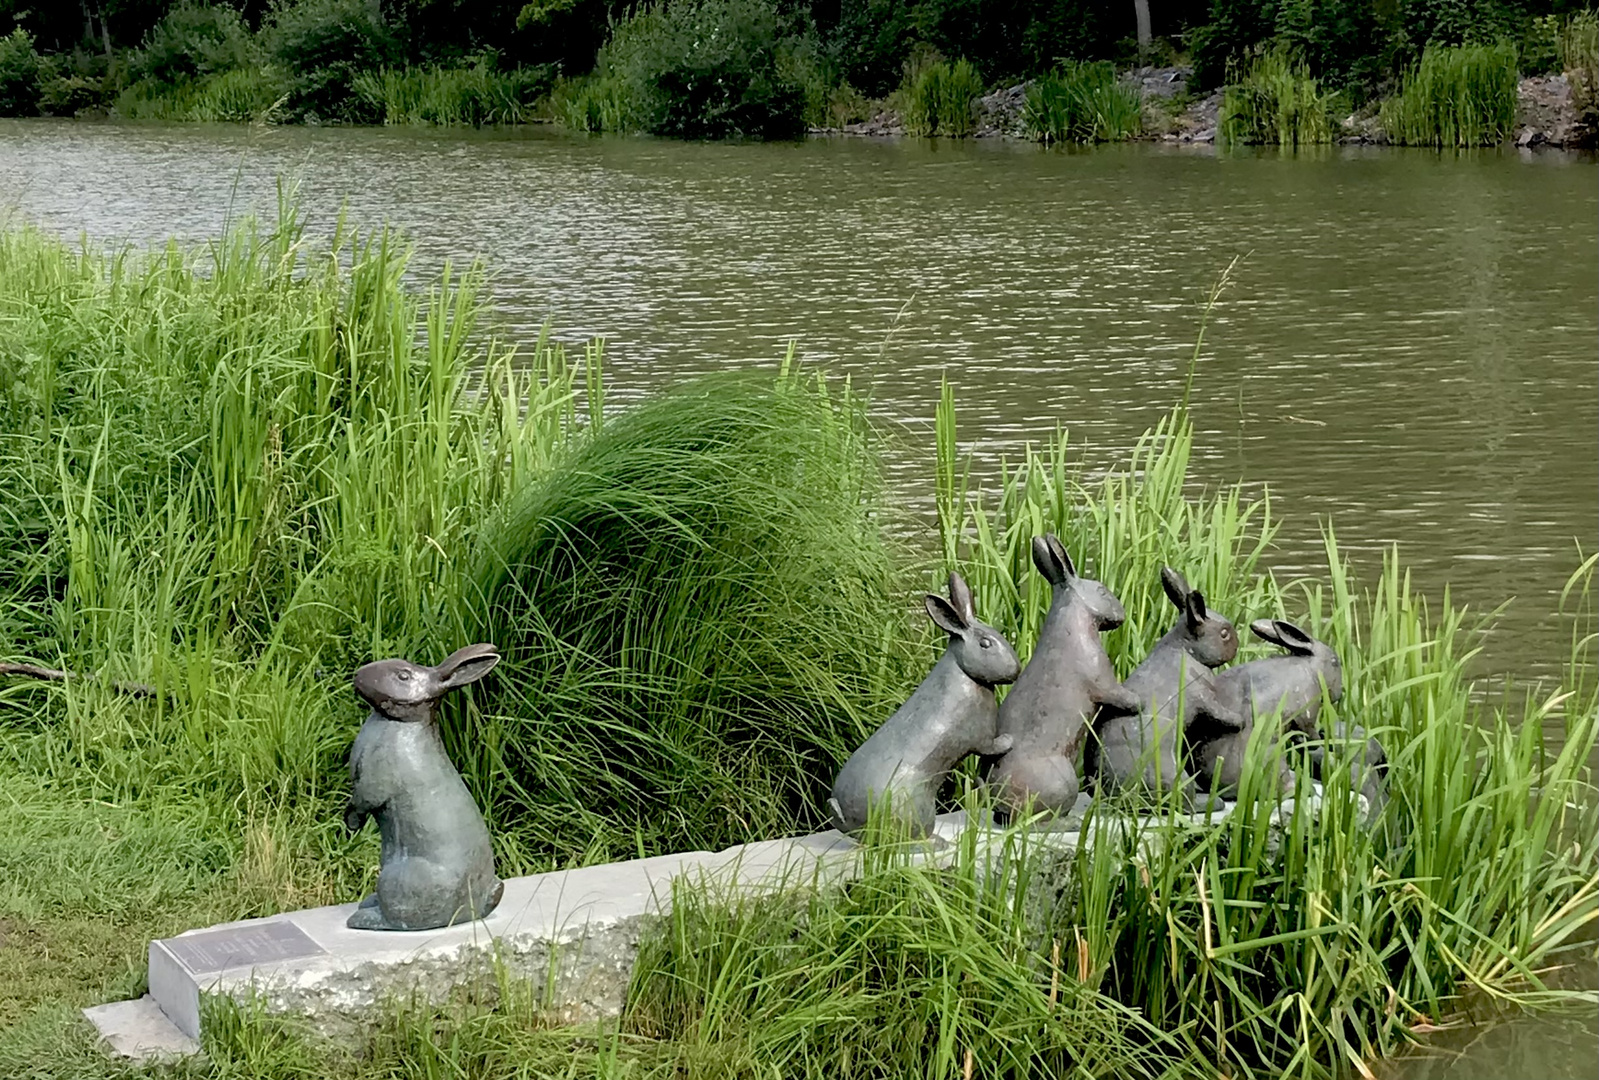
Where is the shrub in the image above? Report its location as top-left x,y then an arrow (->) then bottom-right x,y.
826,0 -> 1117,96
134,2 -> 254,86
189,67 -> 291,122
601,0 -> 818,139
1022,60 -> 1140,143
115,67 -> 290,122
0,29 -> 41,117
264,0 -> 399,119
900,55 -> 984,137
36,73 -> 104,117
1219,47 -> 1334,146
1520,13 -> 1563,76
1379,41 -> 1518,147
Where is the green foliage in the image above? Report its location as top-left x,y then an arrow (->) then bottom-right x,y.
1521,13 -> 1564,75
0,213 -> 1594,1079
116,66 -> 291,122
549,72 -> 635,131
36,71 -> 106,116
0,204 -> 576,775
0,29 -> 42,117
134,2 -> 254,86
264,0 -> 400,119
826,0 -> 1122,98
624,846 -> 1184,1077
1219,47 -> 1335,146
1022,60 -> 1141,143
1190,0 -> 1533,94
350,60 -> 553,125
914,386 -> 1599,1078
467,367 -> 918,857
1562,9 -> 1599,143
597,0 -> 820,139
1379,41 -> 1519,146
900,55 -> 984,136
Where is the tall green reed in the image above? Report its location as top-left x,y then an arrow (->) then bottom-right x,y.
1022,62 -> 1142,144
901,57 -> 985,137
0,201 -> 587,826
1219,48 -> 1334,147
1380,42 -> 1519,148
350,63 -> 552,126
596,392 -> 1596,1080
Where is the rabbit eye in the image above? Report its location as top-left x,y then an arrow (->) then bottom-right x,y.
1221,628 -> 1232,639
397,671 -> 411,681
979,637 -> 992,649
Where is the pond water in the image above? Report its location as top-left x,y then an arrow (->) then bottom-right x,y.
0,119 -> 1594,1074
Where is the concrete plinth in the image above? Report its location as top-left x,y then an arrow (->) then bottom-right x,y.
85,790 -> 1351,1059
89,824 -> 870,1055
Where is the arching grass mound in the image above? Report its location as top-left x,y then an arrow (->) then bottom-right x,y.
464,372 -> 918,860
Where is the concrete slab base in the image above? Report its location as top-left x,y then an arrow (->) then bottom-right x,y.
87,788 -> 1352,1057
82,995 -> 201,1061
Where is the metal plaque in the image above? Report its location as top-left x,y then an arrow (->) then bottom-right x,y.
162,920 -> 326,975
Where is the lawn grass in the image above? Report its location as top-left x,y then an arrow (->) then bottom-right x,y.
0,212 -> 1591,1080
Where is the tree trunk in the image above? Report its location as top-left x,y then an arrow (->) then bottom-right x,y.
1133,0 -> 1152,60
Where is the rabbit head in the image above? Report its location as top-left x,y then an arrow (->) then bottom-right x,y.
1160,566 -> 1238,668
926,572 -> 1020,687
354,643 -> 502,722
1250,618 -> 1343,701
1032,534 -> 1125,631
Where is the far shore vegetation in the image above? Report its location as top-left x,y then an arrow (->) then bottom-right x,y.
0,204 -> 1594,1079
0,1 -> 1595,145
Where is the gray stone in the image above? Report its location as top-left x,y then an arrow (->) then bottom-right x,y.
82,995 -> 200,1061
99,785 -> 1356,1056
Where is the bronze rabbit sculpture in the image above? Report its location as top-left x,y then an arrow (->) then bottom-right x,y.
345,643 -> 504,931
986,536 -> 1141,823
1085,567 -> 1245,806
829,572 -> 1019,840
1189,619 -> 1343,798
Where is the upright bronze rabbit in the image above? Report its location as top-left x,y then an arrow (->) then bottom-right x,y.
829,573 -> 1018,839
987,536 -> 1140,823
345,643 -> 504,931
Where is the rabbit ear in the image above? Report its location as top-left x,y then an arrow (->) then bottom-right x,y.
947,572 -> 976,625
1250,619 -> 1315,656
1161,566 -> 1191,610
926,592 -> 969,637
1032,534 -> 1075,586
436,643 -> 501,691
1185,589 -> 1207,632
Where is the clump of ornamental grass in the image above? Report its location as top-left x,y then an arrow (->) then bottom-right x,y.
901,55 -> 985,137
1022,61 -> 1142,143
1218,48 -> 1334,146
1380,42 -> 1519,147
350,62 -> 552,126
465,364 -> 921,862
